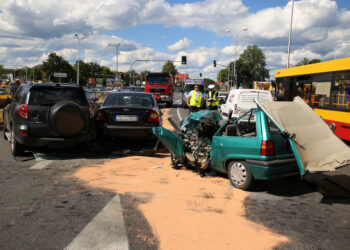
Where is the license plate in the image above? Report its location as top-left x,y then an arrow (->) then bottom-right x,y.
115,115 -> 138,121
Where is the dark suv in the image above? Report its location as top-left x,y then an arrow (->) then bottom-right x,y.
3,83 -> 96,156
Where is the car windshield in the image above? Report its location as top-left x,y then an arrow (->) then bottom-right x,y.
0,88 -> 7,94
146,75 -> 170,85
104,93 -> 154,108
29,87 -> 88,106
184,84 -> 204,92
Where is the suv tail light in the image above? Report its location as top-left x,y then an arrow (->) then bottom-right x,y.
96,110 -> 106,121
19,104 -> 28,119
148,109 -> 160,123
261,140 -> 275,156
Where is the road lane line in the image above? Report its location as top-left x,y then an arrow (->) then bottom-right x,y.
65,194 -> 129,250
30,160 -> 53,169
177,105 -> 183,122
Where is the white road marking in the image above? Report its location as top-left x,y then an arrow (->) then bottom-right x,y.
177,105 -> 183,122
65,194 -> 129,250
30,160 -> 53,169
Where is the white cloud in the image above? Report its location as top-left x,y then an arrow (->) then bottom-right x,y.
0,0 -> 350,81
167,37 -> 191,51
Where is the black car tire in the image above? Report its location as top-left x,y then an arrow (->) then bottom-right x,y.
49,101 -> 87,136
228,161 -> 254,190
11,129 -> 24,156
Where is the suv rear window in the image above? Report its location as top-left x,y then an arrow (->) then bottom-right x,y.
29,86 -> 88,106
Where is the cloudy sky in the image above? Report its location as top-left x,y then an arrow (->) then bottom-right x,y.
0,0 -> 350,80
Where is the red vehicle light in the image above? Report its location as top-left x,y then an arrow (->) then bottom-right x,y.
96,110 -> 106,121
19,104 -> 28,119
148,109 -> 160,123
261,140 -> 275,156
19,129 -> 28,135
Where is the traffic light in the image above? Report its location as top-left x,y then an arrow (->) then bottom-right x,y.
181,56 -> 187,65
199,73 -> 202,77
120,73 -> 124,83
213,60 -> 216,67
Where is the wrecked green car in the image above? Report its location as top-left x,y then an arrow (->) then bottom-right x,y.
153,97 -> 350,191
153,107 -> 298,190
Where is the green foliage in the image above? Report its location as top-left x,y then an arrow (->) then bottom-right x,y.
162,60 -> 177,76
74,61 -> 103,85
296,58 -> 321,66
0,65 -> 5,78
203,78 -> 215,89
141,70 -> 148,80
42,53 -> 74,83
217,68 -> 228,82
236,45 -> 269,87
28,65 -> 43,82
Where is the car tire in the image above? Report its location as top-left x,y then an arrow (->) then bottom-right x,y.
11,129 -> 24,156
228,161 -> 254,190
49,101 -> 87,136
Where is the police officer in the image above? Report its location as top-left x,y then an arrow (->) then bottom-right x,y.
187,85 -> 203,114
207,84 -> 219,110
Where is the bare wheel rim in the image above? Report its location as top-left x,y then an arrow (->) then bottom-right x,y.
230,162 -> 247,186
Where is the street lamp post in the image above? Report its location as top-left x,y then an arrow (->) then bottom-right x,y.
228,28 -> 248,89
75,34 -> 84,85
108,43 -> 126,81
287,0 -> 295,68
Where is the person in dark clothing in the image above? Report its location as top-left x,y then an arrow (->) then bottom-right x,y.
11,79 -> 21,95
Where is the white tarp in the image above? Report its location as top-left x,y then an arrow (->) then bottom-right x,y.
260,97 -> 350,173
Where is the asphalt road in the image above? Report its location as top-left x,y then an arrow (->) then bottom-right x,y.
1,91 -> 350,249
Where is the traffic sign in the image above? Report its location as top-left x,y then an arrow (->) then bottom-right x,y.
54,72 -> 67,78
115,76 -> 120,81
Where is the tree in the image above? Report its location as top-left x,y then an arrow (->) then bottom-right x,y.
162,60 -> 177,76
141,70 -> 148,81
203,78 -> 215,89
236,45 -> 269,87
296,58 -> 321,66
0,65 -> 5,79
28,65 -> 43,82
217,68 -> 228,83
42,53 -> 74,83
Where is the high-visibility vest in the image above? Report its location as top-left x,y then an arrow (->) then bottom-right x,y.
208,90 -> 219,106
189,91 -> 202,107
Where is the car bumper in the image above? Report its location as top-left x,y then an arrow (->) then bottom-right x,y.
246,158 -> 300,180
13,124 -> 92,148
97,124 -> 157,140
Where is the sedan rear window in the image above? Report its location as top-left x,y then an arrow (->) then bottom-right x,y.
104,93 -> 154,108
29,87 -> 88,106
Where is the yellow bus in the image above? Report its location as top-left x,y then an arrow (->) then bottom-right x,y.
275,57 -> 350,141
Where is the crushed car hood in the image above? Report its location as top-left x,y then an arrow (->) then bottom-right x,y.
181,110 -> 223,130
257,97 -> 350,173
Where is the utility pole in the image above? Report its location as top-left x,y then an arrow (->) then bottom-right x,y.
287,0 -> 294,68
108,43 -> 127,82
75,34 -> 84,85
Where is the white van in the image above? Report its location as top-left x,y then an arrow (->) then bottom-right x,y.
220,89 -> 273,121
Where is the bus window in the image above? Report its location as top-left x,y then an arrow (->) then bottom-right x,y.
330,72 -> 350,110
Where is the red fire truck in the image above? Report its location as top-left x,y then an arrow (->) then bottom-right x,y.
145,72 -> 173,106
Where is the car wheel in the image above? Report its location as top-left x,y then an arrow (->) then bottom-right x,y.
11,129 -> 24,156
228,161 -> 254,190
